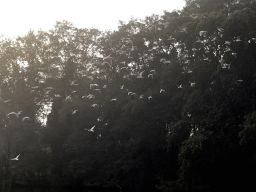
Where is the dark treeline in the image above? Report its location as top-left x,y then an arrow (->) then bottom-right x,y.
1,0 -> 256,191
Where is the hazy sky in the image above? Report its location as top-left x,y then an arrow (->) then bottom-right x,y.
0,0 -> 185,38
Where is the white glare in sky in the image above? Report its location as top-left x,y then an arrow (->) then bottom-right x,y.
0,0 -> 185,38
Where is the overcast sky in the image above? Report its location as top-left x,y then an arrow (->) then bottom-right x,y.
0,0 -> 185,38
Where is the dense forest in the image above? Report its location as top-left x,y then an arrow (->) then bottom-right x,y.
1,0 -> 256,191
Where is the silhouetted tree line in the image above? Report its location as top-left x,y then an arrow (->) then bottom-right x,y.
1,0 -> 256,191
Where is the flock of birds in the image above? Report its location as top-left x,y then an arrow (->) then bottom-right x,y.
1,25 -> 251,139
82,26 -> 251,133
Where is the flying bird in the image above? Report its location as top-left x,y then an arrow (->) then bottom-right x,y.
6,111 -> 22,118
90,84 -> 99,89
128,92 -> 136,96
150,69 -> 156,74
103,54 -> 112,61
94,89 -> 101,94
190,82 -> 196,87
199,31 -> 207,37
65,95 -> 72,101
92,104 -> 99,108
22,117 -> 29,121
10,154 -> 20,160
86,125 -> 95,132
86,94 -> 95,99
136,70 -> 145,78
70,80 -> 78,86
148,74 -> 154,79
72,110 -> 78,114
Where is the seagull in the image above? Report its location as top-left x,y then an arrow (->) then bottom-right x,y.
234,36 -> 242,42
190,82 -> 196,87
94,89 -> 101,94
43,89 -> 51,94
148,96 -> 152,100
65,95 -> 72,101
103,85 -> 107,88
178,84 -> 183,89
128,92 -> 136,96
150,69 -> 156,74
180,28 -> 187,32
203,54 -> 210,61
70,80 -> 78,86
10,154 -> 20,160
72,110 -> 78,114
120,85 -> 124,89
44,87 -> 53,90
199,31 -> 207,37
217,27 -> 224,32
3,99 -> 11,103
137,70 -> 145,78
235,79 -> 243,84
86,94 -> 95,99
90,84 -> 99,89
160,89 -> 165,93
148,74 -> 154,79
111,98 -> 117,101
232,52 -> 237,57
103,54 -> 112,61
91,104 -> 99,108
22,117 -> 29,121
86,125 -> 95,132
139,95 -> 144,99
102,61 -> 110,66
6,111 -> 22,118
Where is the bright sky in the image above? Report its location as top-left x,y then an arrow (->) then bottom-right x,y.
0,0 -> 185,38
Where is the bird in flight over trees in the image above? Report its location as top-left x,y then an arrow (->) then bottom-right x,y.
10,154 -> 20,160
137,70 -> 145,78
22,117 -> 29,121
90,84 -> 99,89
160,89 -> 165,93
92,104 -> 99,108
85,125 -> 95,132
6,111 -> 22,118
